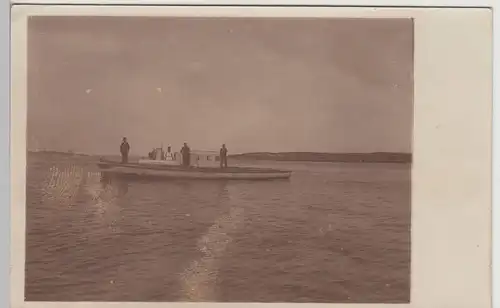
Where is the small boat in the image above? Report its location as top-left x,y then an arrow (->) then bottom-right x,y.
97,159 -> 292,181
99,146 -> 291,180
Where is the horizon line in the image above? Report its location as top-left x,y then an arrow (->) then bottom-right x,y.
27,149 -> 413,156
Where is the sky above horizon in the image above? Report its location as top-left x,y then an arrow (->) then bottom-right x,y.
27,16 -> 413,155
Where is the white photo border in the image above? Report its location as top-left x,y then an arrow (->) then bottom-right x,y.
9,4 -> 494,308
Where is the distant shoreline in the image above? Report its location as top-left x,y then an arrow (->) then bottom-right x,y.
27,150 -> 90,157
27,150 -> 412,164
229,152 -> 411,164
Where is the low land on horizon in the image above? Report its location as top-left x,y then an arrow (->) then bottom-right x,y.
230,152 -> 411,163
28,150 -> 412,164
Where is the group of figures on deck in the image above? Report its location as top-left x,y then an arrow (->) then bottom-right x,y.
120,137 -> 229,168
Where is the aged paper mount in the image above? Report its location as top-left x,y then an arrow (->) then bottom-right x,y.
10,4 -> 493,308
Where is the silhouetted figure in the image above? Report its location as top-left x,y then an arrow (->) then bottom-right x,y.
120,137 -> 130,164
181,143 -> 191,167
220,144 -> 228,168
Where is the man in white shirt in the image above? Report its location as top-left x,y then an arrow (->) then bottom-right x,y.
165,146 -> 174,161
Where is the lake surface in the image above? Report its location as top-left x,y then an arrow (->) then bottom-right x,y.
25,153 -> 411,302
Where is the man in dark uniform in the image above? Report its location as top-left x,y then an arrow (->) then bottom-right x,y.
181,143 -> 191,167
120,137 -> 130,163
220,144 -> 228,168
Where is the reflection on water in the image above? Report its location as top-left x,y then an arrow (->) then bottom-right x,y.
25,154 -> 411,303
83,172 -> 130,234
180,184 -> 246,302
40,165 -> 85,206
99,172 -> 129,196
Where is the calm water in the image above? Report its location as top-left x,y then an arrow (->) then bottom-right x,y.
25,153 -> 411,302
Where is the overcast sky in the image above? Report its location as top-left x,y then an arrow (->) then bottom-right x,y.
27,16 -> 413,155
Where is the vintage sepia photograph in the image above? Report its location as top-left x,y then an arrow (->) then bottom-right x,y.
23,13 -> 415,303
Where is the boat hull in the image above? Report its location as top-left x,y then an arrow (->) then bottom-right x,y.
97,160 -> 291,181
138,159 -> 179,166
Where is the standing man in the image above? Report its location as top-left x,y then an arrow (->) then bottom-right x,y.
181,143 -> 191,167
165,146 -> 174,161
220,144 -> 228,168
120,137 -> 130,164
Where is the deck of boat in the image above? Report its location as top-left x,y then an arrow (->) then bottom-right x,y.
97,159 -> 290,174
